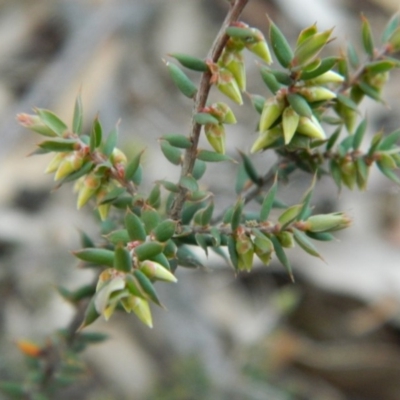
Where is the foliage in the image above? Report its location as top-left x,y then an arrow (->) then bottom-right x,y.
4,1 -> 400,397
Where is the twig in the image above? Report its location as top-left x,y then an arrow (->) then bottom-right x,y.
169,0 -> 249,221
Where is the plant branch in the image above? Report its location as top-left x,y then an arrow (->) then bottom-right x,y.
169,0 -> 249,221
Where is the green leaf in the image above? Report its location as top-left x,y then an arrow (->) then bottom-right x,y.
0,382 -> 28,398
197,149 -> 235,163
114,245 -> 132,272
90,117 -> 102,151
141,206 -> 161,234
227,236 -> 239,271
58,161 -> 94,185
132,164 -> 143,185
297,176 -> 316,221
226,26 -> 259,41
38,138 -> 77,152
98,187 -> 126,205
201,200 -> 214,226
337,93 -> 359,111
146,184 -> 161,209
235,162 -> 250,194
269,19 -> 294,67
77,331 -> 108,343
239,150 -> 260,184
300,56 -> 338,80
287,93 -> 312,118
133,270 -> 163,307
347,42 -> 359,68
368,130 -> 384,156
134,242 -> 164,261
231,198 -> 244,231
358,80 -> 381,101
153,219 -> 177,242
162,134 -> 192,149
329,159 -> 342,190
78,297 -> 100,330
376,161 -> 400,184
270,235 -> 294,282
260,178 -> 277,221
73,248 -> 115,267
365,60 -> 396,74
166,62 -> 198,98
293,228 -> 323,260
104,229 -> 130,245
94,277 -> 125,315
179,175 -> 199,192
125,150 -> 144,181
176,245 -> 204,268
195,233 -> 208,256
293,29 -> 333,67
259,66 -> 285,94
378,129 -> 400,151
382,14 -> 400,43
306,231 -> 335,241
192,159 -> 207,180
325,126 -> 341,152
73,94 -> 83,135
194,112 -> 219,125
157,179 -> 180,193
353,118 -> 367,150
35,108 -> 68,136
356,157 -> 369,190
79,230 -> 95,248
361,15 -> 374,56
160,140 -> 182,165
125,211 -> 147,241
102,125 -> 119,157
248,93 -> 265,114
338,134 -> 355,156
210,226 -> 221,246
169,53 -> 208,72
278,204 -> 303,229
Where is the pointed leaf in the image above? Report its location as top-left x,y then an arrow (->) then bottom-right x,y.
133,270 -> 163,307
239,150 -> 260,184
179,175 -> 199,192
192,159 -> 207,180
293,228 -> 324,260
169,53 -> 208,72
378,129 -> 400,151
35,108 -> 68,136
166,61 -> 198,98
162,134 -> 192,149
73,94 -> 83,135
271,235 -> 294,282
125,150 -> 144,181
195,233 -> 208,256
231,198 -> 244,231
114,245 -> 132,272
353,118 -> 367,150
90,117 -> 102,151
160,140 -> 182,165
269,19 -> 294,67
197,149 -> 235,163
125,211 -> 147,242
260,178 -> 277,222
73,248 -> 115,267
134,242 -> 164,261
102,125 -> 119,157
176,245 -> 204,268
39,138 -> 77,152
227,236 -> 239,271
153,219 -> 177,242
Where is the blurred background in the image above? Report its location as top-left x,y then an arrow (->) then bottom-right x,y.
1,0 -> 400,399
